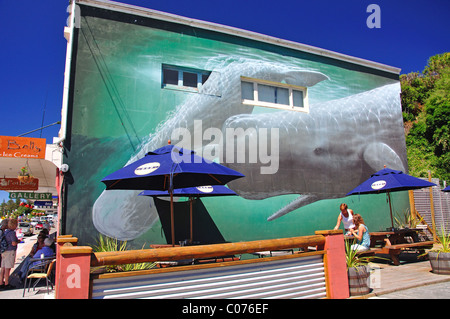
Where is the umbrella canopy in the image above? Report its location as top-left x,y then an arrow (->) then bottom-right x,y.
101,145 -> 244,191
346,167 -> 436,228
346,168 -> 436,195
139,185 -> 237,243
101,144 -> 244,245
443,185 -> 450,192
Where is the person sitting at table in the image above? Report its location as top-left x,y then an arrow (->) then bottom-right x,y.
349,214 -> 371,252
28,234 -> 46,257
31,238 -> 55,266
18,237 -> 54,280
333,203 -> 355,234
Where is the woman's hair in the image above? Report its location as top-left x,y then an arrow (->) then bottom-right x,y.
353,214 -> 365,226
339,203 -> 348,211
8,219 -> 18,229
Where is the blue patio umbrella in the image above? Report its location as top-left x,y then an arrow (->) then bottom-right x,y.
443,186 -> 450,192
102,144 -> 244,191
346,167 -> 436,228
101,144 -> 244,244
139,185 -> 237,243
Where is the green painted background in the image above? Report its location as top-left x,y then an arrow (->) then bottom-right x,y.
64,6 -> 408,248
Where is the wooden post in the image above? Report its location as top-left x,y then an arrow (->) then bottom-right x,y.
408,190 -> 416,219
428,171 -> 437,241
315,230 -> 349,299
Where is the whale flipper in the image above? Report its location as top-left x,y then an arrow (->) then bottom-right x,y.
363,142 -> 406,172
267,195 -> 319,221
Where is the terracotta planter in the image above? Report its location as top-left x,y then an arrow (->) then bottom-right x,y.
428,251 -> 450,275
348,265 -> 370,296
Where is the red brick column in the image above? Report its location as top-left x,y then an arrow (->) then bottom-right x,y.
55,236 -> 92,299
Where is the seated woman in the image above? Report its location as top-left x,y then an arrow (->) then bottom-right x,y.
28,234 -> 46,257
31,238 -> 54,263
18,237 -> 54,280
349,214 -> 371,252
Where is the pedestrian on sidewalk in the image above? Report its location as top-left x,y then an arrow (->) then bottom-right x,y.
0,219 -> 19,290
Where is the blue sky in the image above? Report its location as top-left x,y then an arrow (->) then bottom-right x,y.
0,0 -> 449,203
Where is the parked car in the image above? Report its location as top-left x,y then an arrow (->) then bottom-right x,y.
30,218 -> 39,227
18,222 -> 34,236
34,222 -> 43,230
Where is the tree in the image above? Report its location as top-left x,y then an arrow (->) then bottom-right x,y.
402,53 -> 450,183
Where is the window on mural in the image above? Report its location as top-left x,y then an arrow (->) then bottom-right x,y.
241,77 -> 308,112
162,65 -> 211,92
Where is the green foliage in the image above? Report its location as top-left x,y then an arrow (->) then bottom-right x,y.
345,239 -> 374,268
91,234 -> 156,273
430,226 -> 450,254
402,53 -> 450,184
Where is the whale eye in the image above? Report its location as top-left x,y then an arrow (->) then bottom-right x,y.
314,147 -> 325,155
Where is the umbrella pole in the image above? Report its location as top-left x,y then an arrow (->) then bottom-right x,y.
387,192 -> 394,229
170,191 -> 175,246
190,198 -> 193,243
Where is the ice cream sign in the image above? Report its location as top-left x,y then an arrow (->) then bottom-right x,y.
0,136 -> 46,159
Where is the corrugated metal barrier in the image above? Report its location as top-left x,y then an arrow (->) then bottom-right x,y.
91,253 -> 327,299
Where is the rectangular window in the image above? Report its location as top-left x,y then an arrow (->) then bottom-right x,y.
162,64 -> 211,93
241,76 -> 309,112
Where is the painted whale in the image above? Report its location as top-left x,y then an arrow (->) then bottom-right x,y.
220,83 -> 407,221
92,59 -> 329,240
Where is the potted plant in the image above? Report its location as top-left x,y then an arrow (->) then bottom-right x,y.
427,227 -> 450,275
345,239 -> 373,296
18,166 -> 33,183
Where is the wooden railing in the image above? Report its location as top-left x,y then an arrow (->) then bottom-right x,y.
91,235 -> 325,267
55,230 -> 349,299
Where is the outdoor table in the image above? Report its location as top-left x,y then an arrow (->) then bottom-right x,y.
382,228 -> 423,245
369,231 -> 394,247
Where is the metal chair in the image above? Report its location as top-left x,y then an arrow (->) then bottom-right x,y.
23,258 -> 56,297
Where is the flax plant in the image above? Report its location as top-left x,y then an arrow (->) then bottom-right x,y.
430,226 -> 450,254
345,239 -> 376,269
91,234 -> 156,273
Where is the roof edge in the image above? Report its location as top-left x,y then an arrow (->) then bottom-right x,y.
75,0 -> 401,75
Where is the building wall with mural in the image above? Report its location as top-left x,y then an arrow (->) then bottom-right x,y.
63,1 -> 409,247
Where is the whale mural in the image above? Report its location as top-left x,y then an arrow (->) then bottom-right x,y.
92,60 -> 330,240
63,8 -> 406,245
92,59 -> 406,241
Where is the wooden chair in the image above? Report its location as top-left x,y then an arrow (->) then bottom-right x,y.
23,259 -> 56,297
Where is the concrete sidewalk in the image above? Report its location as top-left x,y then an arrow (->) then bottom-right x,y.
0,231 -> 56,299
350,252 -> 450,299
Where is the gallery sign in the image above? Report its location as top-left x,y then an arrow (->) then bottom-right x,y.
0,136 -> 46,159
0,178 -> 39,191
9,192 -> 52,200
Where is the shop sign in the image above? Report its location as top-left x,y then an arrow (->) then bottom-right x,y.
0,178 -> 39,191
9,192 -> 52,200
34,201 -> 54,207
0,136 -> 46,159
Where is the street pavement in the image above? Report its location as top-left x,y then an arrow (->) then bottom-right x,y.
372,280 -> 450,299
0,229 -> 56,299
